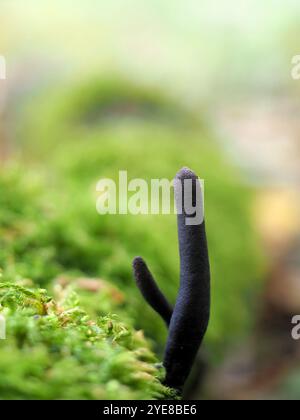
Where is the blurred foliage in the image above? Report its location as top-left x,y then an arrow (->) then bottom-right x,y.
272,370 -> 300,400
5,78 -> 264,357
0,278 -> 175,400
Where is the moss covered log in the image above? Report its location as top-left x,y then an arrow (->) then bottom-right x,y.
17,79 -> 265,354
0,79 -> 265,398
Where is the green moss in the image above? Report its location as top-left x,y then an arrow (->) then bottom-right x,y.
0,279 -> 175,400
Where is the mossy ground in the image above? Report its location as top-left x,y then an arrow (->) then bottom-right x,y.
0,78 -> 265,399
18,79 -> 265,350
0,279 -> 176,400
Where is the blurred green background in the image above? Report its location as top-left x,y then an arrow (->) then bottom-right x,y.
1,0 -> 300,400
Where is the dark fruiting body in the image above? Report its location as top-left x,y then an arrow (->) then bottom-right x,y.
133,257 -> 173,326
164,168 -> 210,390
132,167 -> 210,393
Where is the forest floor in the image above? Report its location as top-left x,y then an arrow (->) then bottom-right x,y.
202,97 -> 300,400
1,90 -> 300,400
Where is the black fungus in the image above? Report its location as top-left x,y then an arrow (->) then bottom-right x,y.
132,167 -> 211,393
